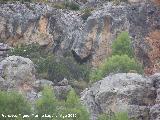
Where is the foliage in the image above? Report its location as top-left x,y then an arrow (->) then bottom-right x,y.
66,1 -> 80,11
9,43 -> 42,58
59,89 -> 90,120
89,31 -> 144,82
0,91 -> 31,120
112,31 -> 134,58
48,58 -> 72,83
53,3 -> 66,9
35,86 -> 58,119
81,7 -> 93,20
53,1 -> 80,11
98,112 -> 129,120
9,44 -> 90,83
90,55 -> 143,82
35,87 -> 89,120
48,56 -> 90,83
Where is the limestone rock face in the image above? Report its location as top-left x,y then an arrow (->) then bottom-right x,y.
81,73 -> 158,120
0,56 -> 36,84
0,56 -> 37,100
149,73 -> 160,120
0,1 -> 160,71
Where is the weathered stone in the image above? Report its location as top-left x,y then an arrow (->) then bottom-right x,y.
81,73 -> 156,120
57,78 -> 69,86
0,1 -> 160,70
54,85 -> 72,100
0,56 -> 36,84
0,56 -> 38,101
34,79 -> 54,88
150,104 -> 160,120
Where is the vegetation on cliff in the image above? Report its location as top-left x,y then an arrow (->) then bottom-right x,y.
90,32 -> 143,82
9,44 -> 90,84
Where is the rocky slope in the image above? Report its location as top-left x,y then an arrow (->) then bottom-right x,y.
0,55 -> 72,102
81,73 -> 160,120
0,0 -> 160,74
0,0 -> 160,120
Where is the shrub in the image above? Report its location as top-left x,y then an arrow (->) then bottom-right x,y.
60,89 -> 90,120
9,44 -> 90,83
8,43 -> 42,59
112,31 -> 134,58
35,87 -> 89,120
53,3 -> 66,9
98,112 -> 129,120
0,91 -> 31,120
53,1 -> 80,11
81,8 -> 93,20
48,56 -> 90,83
90,55 -> 143,82
89,31 -> 144,82
48,59 -> 72,83
66,2 -> 80,11
35,86 -> 58,119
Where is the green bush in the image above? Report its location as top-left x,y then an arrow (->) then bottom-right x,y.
0,91 -> 31,120
48,56 -> 90,83
53,1 -> 80,11
8,43 -> 43,59
35,87 -> 89,120
81,8 -> 93,20
90,55 -> 143,82
89,31 -> 143,82
35,86 -> 58,120
98,112 -> 129,120
59,89 -> 90,120
9,44 -> 90,83
112,31 -> 134,58
53,3 -> 66,9
48,58 -> 72,83
66,2 -> 80,11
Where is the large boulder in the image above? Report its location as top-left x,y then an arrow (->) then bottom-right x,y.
0,56 -> 36,84
0,56 -> 37,101
149,73 -> 160,120
81,73 -> 156,120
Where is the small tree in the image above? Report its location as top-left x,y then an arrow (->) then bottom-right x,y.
62,89 -> 90,120
35,86 -> 58,120
90,55 -> 143,82
97,112 -> 129,120
112,31 -> 134,58
0,91 -> 31,120
35,87 -> 89,120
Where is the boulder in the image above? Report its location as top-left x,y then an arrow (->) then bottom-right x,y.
54,85 -> 72,100
0,56 -> 36,84
150,104 -> 160,120
149,73 -> 160,120
0,56 -> 37,101
81,73 -> 156,120
34,79 -> 54,88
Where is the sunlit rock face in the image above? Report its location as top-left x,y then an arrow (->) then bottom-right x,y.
81,73 -> 160,120
0,1 -> 160,73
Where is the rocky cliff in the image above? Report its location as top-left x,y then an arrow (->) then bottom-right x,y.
81,73 -> 160,120
0,0 -> 160,74
0,0 -> 160,119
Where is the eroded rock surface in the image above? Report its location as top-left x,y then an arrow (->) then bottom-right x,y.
0,1 -> 160,71
81,73 -> 160,120
0,56 -> 37,101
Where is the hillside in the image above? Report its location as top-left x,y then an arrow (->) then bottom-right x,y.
0,0 -> 160,120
